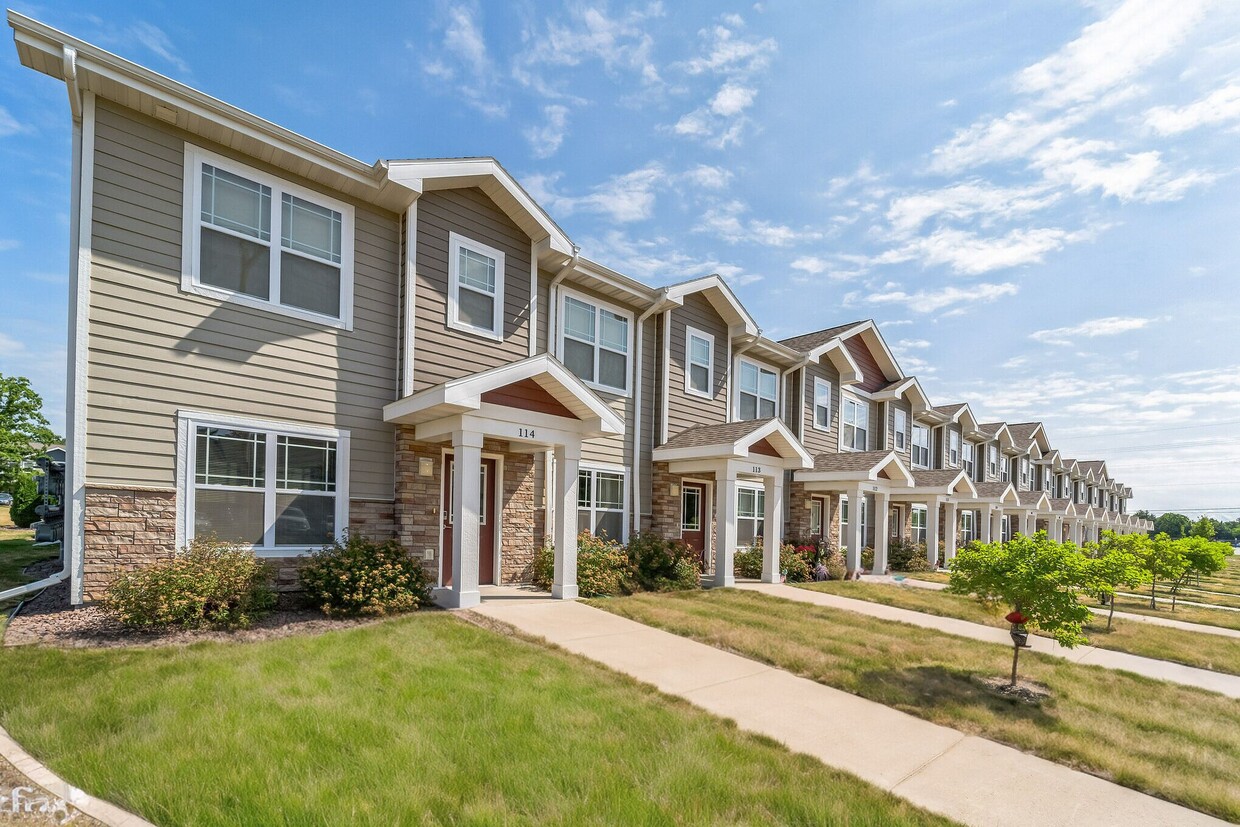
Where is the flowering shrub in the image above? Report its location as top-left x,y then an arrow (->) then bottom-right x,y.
781,543 -> 812,583
818,549 -> 847,580
299,535 -> 432,618
532,532 -> 635,597
104,536 -> 276,629
628,532 -> 701,591
733,548 -> 763,578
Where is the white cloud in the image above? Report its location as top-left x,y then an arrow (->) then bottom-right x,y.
1031,137 -> 1214,201
680,21 -> 776,75
0,107 -> 27,138
444,5 -> 489,77
790,256 -> 827,274
579,229 -> 760,286
127,21 -> 190,75
1029,316 -> 1157,346
678,164 -> 733,190
524,105 -> 570,158
694,200 -> 822,247
526,164 -> 664,223
710,83 -> 756,116
668,16 -> 776,147
885,181 -> 1060,235
864,281 -> 1019,313
875,226 -> 1088,276
517,3 -> 665,95
1145,82 -> 1240,134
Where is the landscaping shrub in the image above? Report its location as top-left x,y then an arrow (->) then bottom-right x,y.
575,532 -> 633,597
820,549 -> 847,580
733,548 -> 763,578
105,537 -> 276,629
300,535 -> 432,618
532,541 -> 555,590
861,546 -> 875,572
8,473 -> 38,528
781,543 -> 812,583
900,554 -> 934,572
888,538 -> 923,571
627,532 -> 701,591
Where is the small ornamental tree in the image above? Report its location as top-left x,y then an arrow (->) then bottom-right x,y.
0,374 -> 59,495
1167,536 -> 1229,611
1088,532 -> 1150,630
1134,533 -> 1186,610
947,531 -> 1094,687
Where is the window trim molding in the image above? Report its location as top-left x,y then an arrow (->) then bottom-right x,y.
683,325 -> 715,400
447,230 -> 506,342
894,407 -> 908,450
840,394 -> 869,452
734,356 -> 779,421
812,377 -> 833,432
175,409 -> 351,557
911,422 -> 931,469
735,482 -> 766,549
181,144 -> 356,331
558,287 -> 635,397
577,462 -> 630,543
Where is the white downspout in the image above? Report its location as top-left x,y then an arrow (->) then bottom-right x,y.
631,291 -> 670,536
542,245 -> 578,546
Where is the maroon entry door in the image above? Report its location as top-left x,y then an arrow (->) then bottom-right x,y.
680,482 -> 707,556
810,495 -> 829,542
441,456 -> 497,587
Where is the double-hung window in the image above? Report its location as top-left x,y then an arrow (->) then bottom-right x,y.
183,413 -> 347,554
578,467 -> 626,540
736,486 -> 765,548
963,442 -> 975,478
685,327 -> 714,397
810,498 -> 824,537
1002,457 -> 1011,482
738,360 -> 778,420
185,147 -> 353,327
813,379 -> 832,431
988,445 -> 998,477
894,408 -> 908,450
911,424 -> 930,468
562,293 -> 631,393
448,232 -> 505,340
960,510 -> 975,544
1020,457 -> 1030,487
842,397 -> 869,450
911,505 -> 927,546
948,430 -> 961,467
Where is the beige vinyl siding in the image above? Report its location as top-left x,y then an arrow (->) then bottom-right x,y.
943,424 -> 962,470
800,361 -> 840,455
412,188 -> 533,391
665,293 -> 729,436
85,98 -> 400,499
867,401 -> 881,452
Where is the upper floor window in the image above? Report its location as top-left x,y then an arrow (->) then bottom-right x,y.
963,442 -> 975,478
184,146 -> 354,328
685,327 -> 714,398
988,445 -> 998,476
842,397 -> 869,451
911,424 -> 930,468
894,409 -> 907,450
738,360 -> 777,420
1002,456 -> 1011,482
813,379 -> 832,431
948,430 -> 960,467
561,292 -> 631,394
448,232 -> 505,340
1020,457 -> 1030,487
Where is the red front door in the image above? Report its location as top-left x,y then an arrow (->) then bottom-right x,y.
680,482 -> 707,558
441,456 -> 497,587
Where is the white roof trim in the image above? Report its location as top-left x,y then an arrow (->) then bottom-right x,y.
664,274 -> 759,335
653,418 -> 812,469
795,450 -> 915,487
843,320 -> 904,383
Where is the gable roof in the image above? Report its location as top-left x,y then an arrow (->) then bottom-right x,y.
905,469 -> 978,497
973,481 -> 1019,504
872,376 -> 932,411
654,418 -> 812,467
796,449 -> 915,486
778,321 -> 865,352
662,274 -> 759,335
1007,422 -> 1051,453
978,422 -> 1015,449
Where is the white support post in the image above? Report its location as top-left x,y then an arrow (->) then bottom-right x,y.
552,442 -> 581,599
847,485 -> 864,576
1023,511 -> 1035,536
990,508 -> 1003,544
980,506 -> 993,543
761,473 -> 783,583
713,465 -> 738,588
944,502 -> 958,563
448,430 -> 484,609
872,490 -> 890,575
925,500 -> 939,566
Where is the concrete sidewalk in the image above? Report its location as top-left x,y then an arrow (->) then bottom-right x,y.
867,575 -> 1240,639
738,582 -> 1240,698
471,597 -> 1223,827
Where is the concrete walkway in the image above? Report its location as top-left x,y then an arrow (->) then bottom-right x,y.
471,596 -> 1224,827
871,575 -> 1240,639
738,582 -> 1240,698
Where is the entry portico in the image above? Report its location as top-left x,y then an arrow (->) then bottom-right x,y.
891,469 -> 977,566
653,418 -> 811,588
1006,491 -> 1051,540
383,354 -> 624,609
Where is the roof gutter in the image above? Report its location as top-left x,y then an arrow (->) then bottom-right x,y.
544,245 -> 581,355
631,289 -> 674,534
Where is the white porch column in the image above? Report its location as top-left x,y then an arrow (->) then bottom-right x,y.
872,490 -> 890,575
1023,511 -> 1035,536
944,502 -> 958,562
1070,519 -> 1081,545
552,441 -> 581,599
925,500 -> 940,566
448,430 -> 484,609
990,508 -> 1003,544
1053,515 -> 1063,542
980,506 -> 992,543
846,485 -> 864,575
713,465 -> 738,588
761,473 -> 784,583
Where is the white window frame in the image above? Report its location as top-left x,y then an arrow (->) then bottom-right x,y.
960,510 -> 975,544
963,442 -> 975,478
948,430 -> 960,467
841,396 -> 869,451
447,231 -> 505,341
911,424 -> 931,469
894,408 -> 907,450
181,145 -> 355,330
810,498 -> 824,536
736,357 -> 779,421
911,505 -> 927,546
577,464 -> 629,542
558,288 -> 634,396
988,444 -> 998,476
175,410 -> 350,557
812,378 -> 832,432
1020,457 -> 1030,488
684,326 -> 715,399
736,484 -> 766,549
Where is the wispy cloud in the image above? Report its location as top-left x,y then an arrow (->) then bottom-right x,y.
0,106 -> 29,138
1145,82 -> 1240,135
861,281 -> 1019,314
1029,316 -> 1157,346
526,163 -> 665,223
524,105 -> 570,158
694,200 -> 822,247
126,21 -> 191,75
418,5 -> 508,118
580,228 -> 761,285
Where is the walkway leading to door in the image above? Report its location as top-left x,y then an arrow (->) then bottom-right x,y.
737,582 -> 1240,698
470,597 -> 1224,827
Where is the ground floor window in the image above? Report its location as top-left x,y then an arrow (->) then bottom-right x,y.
911,505 -> 927,545
736,485 -> 765,548
1001,515 -> 1012,543
183,414 -> 348,552
578,467 -> 626,541
960,510 -> 975,543
681,485 -> 701,531
810,498 -> 824,537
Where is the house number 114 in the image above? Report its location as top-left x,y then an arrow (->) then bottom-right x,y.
518,428 -> 536,438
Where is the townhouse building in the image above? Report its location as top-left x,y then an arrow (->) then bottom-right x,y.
10,13 -> 1151,609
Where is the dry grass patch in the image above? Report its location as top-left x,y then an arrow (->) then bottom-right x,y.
592,589 -> 1240,822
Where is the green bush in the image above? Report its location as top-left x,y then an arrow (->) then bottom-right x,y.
628,532 -> 701,591
104,537 -> 276,629
9,473 -> 39,528
575,532 -> 633,597
889,538 -> 932,572
819,549 -> 847,580
900,554 -> 934,572
532,541 -> 555,590
781,544 -> 812,583
734,548 -> 763,578
861,546 -> 875,572
300,535 -> 432,618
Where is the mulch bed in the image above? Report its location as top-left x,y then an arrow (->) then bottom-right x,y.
980,676 -> 1052,704
0,751 -> 102,826
3,559 -> 374,649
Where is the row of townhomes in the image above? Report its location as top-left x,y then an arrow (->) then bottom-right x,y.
11,13 -> 1152,609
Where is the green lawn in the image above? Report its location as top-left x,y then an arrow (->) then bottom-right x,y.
0,613 -> 954,827
0,529 -> 59,613
591,589 -> 1240,822
795,580 -> 1240,675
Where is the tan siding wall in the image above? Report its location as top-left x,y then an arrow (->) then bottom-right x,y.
665,293 -> 729,436
943,423 -> 962,471
801,361 -> 840,455
412,188 -> 532,391
85,99 -> 400,498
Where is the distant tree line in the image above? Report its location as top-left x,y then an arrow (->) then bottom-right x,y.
1133,510 -> 1239,544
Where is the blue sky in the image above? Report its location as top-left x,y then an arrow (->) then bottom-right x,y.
1,0 -> 1238,516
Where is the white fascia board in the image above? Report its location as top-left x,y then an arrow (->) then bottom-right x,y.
735,418 -> 814,468
652,442 -> 736,462
664,274 -> 759,335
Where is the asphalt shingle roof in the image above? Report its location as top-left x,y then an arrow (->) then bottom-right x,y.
660,418 -> 775,451
778,321 -> 866,353
810,450 -> 893,473
911,469 -> 966,488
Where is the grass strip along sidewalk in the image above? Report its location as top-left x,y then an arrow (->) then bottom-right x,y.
592,588 -> 1240,823
0,612 -> 954,827
797,580 -> 1240,675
